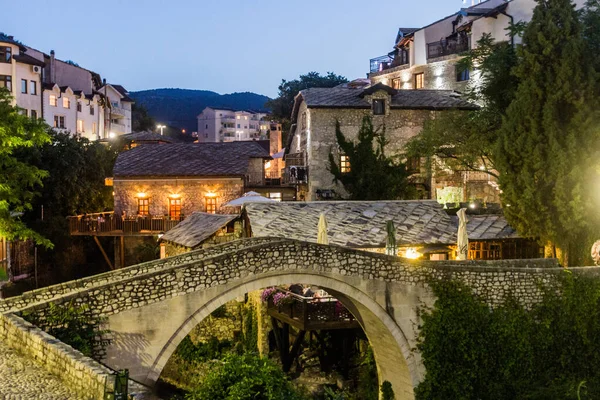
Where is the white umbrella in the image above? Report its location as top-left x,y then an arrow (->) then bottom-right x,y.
317,213 -> 329,245
224,191 -> 276,207
456,208 -> 469,260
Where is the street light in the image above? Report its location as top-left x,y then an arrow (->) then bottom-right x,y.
157,124 -> 166,136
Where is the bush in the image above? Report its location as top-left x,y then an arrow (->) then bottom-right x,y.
185,353 -> 305,400
380,381 -> 394,400
415,273 -> 600,399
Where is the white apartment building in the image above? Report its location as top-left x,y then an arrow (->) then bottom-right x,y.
0,34 -> 132,140
196,107 -> 270,143
368,0 -> 586,91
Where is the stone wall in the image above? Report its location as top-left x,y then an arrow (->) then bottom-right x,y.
113,177 -> 244,217
0,313 -> 112,399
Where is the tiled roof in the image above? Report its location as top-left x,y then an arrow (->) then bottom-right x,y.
160,212 -> 238,248
111,84 -> 134,102
120,130 -> 178,143
12,53 -> 44,67
299,87 -> 476,110
245,201 -> 521,248
113,142 -> 270,178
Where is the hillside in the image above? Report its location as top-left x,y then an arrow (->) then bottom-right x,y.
130,88 -> 271,133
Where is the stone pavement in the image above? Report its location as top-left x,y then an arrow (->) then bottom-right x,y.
0,344 -> 80,399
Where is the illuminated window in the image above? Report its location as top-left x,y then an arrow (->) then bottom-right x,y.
372,99 -> 385,115
77,119 -> 84,133
391,78 -> 401,90
169,198 -> 181,218
63,97 -> 70,109
414,73 -> 424,89
0,75 -> 12,91
268,192 -> 282,202
340,155 -> 351,173
92,122 -> 97,134
205,197 -> 217,214
137,198 -> 149,215
49,95 -> 57,106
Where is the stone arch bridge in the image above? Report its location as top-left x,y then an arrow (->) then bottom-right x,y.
1,238 -> 567,400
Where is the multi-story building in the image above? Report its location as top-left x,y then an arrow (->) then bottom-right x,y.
196,107 -> 270,143
368,0 -> 585,91
0,34 -> 132,140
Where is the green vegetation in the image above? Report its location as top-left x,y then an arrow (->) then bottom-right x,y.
496,0 -> 600,266
0,88 -> 51,247
416,273 -> 600,399
266,71 -> 348,141
131,103 -> 156,132
23,300 -> 107,359
328,116 -> 415,200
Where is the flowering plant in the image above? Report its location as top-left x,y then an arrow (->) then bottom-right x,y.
260,287 -> 277,303
272,292 -> 292,306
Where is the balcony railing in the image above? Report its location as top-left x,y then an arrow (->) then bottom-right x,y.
110,105 -> 129,117
370,54 -> 394,73
284,152 -> 305,167
267,288 -> 359,331
427,37 -> 470,59
68,212 -> 183,236
282,166 -> 308,184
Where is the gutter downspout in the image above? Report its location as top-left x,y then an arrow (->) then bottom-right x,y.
499,10 -> 515,47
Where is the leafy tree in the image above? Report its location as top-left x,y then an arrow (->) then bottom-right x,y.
581,0 -> 600,71
495,0 -> 600,265
0,88 -> 51,247
266,72 -> 348,141
405,34 -> 519,177
328,116 -> 415,200
131,103 -> 156,132
185,353 -> 305,400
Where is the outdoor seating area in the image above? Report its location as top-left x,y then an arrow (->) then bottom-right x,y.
68,212 -> 183,236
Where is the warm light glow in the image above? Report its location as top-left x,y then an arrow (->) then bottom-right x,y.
181,129 -> 186,133
205,192 -> 217,198
169,193 -> 181,199
109,132 -> 116,138
405,248 -> 422,259
469,202 -> 476,209
479,165 -> 486,171
136,192 -> 147,198
265,161 -> 272,169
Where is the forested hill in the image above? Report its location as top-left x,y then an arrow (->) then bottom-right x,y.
130,88 -> 271,133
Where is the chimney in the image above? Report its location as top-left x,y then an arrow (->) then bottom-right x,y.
50,50 -> 56,83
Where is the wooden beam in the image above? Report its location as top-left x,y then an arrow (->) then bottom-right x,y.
94,236 -> 114,270
287,330 -> 306,372
120,236 -> 125,269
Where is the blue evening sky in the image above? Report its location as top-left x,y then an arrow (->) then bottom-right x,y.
3,0 -> 462,97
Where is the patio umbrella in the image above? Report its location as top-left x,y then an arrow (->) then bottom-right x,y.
385,220 -> 397,256
456,208 -> 469,260
317,213 -> 329,245
224,191 -> 276,207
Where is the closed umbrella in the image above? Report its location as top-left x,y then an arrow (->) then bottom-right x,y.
456,208 -> 469,260
385,220 -> 397,256
224,191 -> 276,207
317,213 -> 329,245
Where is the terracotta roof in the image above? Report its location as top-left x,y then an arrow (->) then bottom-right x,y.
120,130 -> 178,143
245,201 -> 522,248
298,86 -> 476,110
113,142 -> 270,178
160,212 -> 238,248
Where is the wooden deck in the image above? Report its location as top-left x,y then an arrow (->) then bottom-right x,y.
267,289 -> 360,331
68,212 -> 182,236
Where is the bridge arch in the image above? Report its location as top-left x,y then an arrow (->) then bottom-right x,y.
142,272 -> 419,400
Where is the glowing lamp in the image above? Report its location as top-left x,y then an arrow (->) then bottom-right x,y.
205,192 -> 217,198
265,161 -> 272,169
405,248 -> 422,259
136,192 -> 147,198
109,132 -> 116,138
169,193 -> 181,199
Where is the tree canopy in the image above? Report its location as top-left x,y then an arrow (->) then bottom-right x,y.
495,0 -> 600,264
266,72 -> 348,141
0,88 -> 51,247
328,116 -> 415,200
131,103 -> 156,132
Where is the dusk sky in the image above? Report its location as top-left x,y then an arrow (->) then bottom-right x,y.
3,0 -> 463,98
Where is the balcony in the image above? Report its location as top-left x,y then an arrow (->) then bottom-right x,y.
427,37 -> 470,60
110,121 -> 127,134
369,54 -> 394,73
110,105 -> 129,118
284,152 -> 305,167
68,212 -> 182,236
267,288 -> 359,331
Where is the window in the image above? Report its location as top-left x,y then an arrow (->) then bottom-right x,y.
237,124 -> 240,128
414,73 -> 424,89
391,78 -> 402,90
90,105 -> 94,115
456,68 -> 470,82
30,80 -> 37,95
30,110 -> 37,120
267,192 -> 282,202
137,198 -> 149,216
77,102 -> 82,112
77,119 -> 84,133
0,47 -> 11,63
21,79 -> 27,94
63,97 -> 70,109
53,115 -> 66,129
301,112 -> 307,130
0,75 -> 11,91
340,155 -> 351,173
205,197 -> 217,214
372,99 -> 385,115
407,156 -> 421,173
205,124 -> 208,129
169,199 -> 181,219
92,122 -> 97,134
49,95 -> 57,106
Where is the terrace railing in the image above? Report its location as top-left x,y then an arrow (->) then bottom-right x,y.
427,37 -> 470,59
68,212 -> 183,236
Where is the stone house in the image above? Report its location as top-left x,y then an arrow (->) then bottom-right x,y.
285,82 -> 477,201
